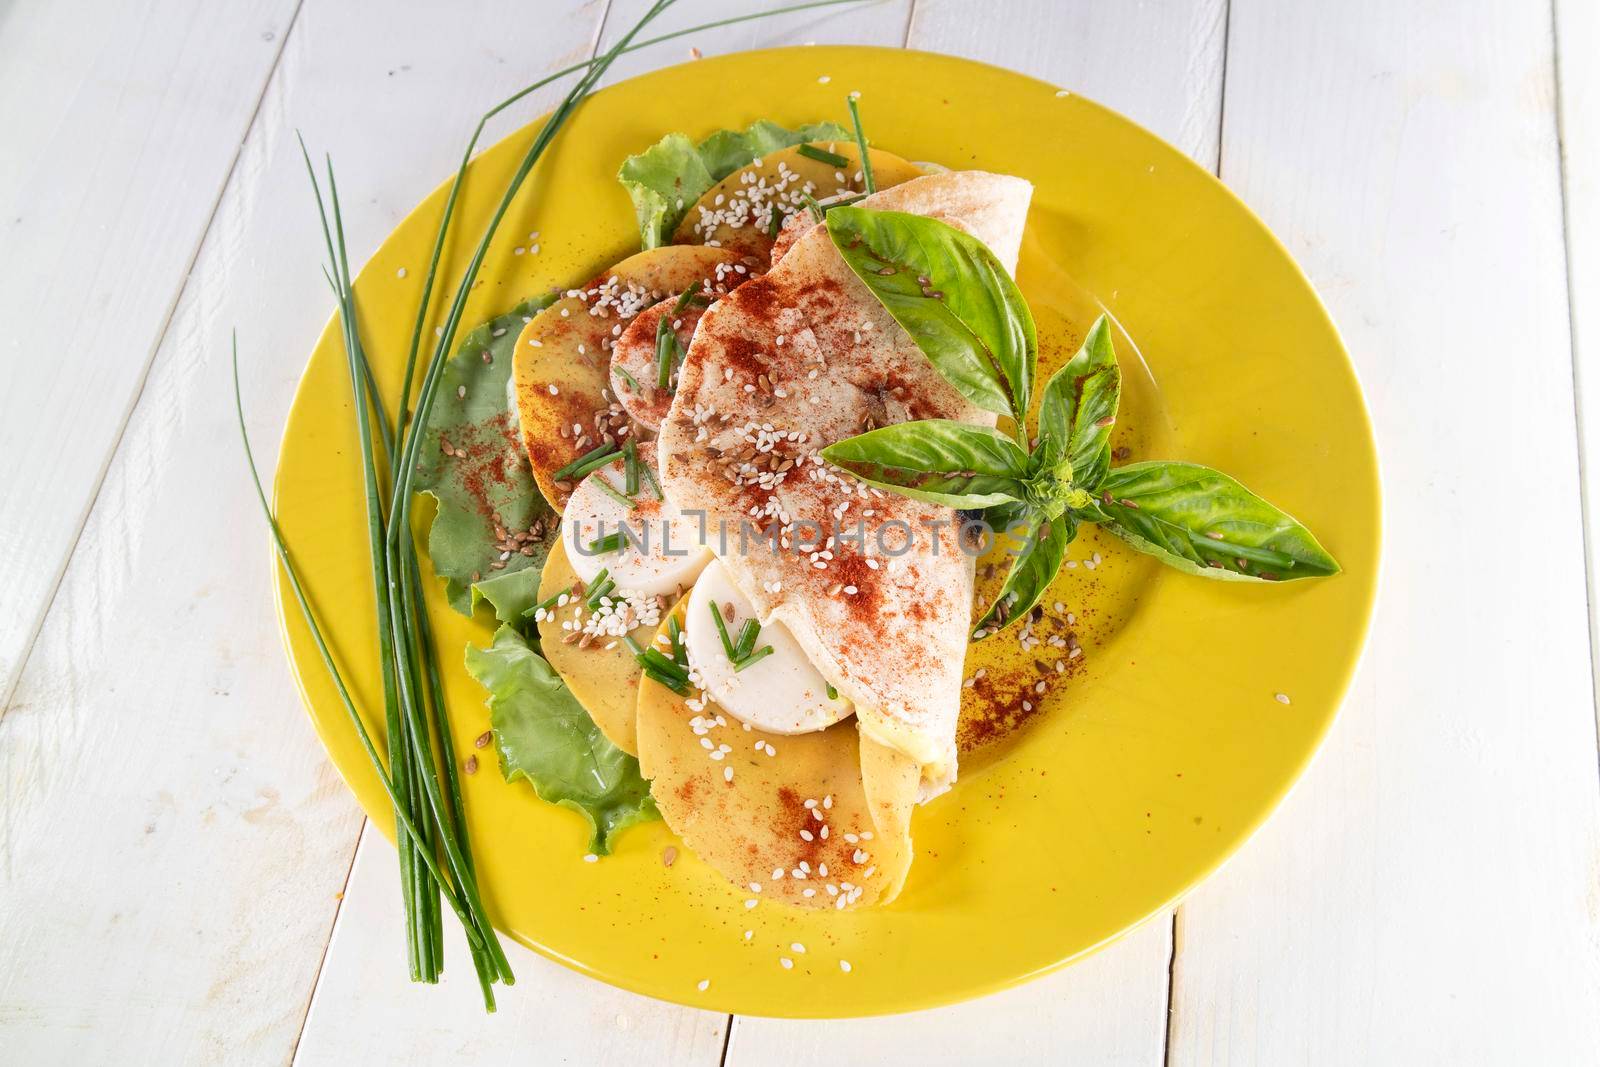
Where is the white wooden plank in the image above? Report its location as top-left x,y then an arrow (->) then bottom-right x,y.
0,2 -> 709,1063
1168,2 -> 1600,1063
596,0 -> 915,85
0,0 -> 299,707
293,824 -> 729,1066
723,914 -> 1173,1067
726,3 -> 1224,1060
907,0 -> 1228,168
1556,0 -> 1600,732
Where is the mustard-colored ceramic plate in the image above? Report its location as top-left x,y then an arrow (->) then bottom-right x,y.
273,47 -> 1379,1017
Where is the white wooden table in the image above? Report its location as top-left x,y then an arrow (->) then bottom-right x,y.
3,1 -> 1598,1062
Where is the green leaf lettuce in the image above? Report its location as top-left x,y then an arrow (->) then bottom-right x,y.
464,625 -> 657,854
618,119 -> 852,248
413,298 -> 558,615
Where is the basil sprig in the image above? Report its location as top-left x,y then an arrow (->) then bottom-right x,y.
818,208 -> 1340,638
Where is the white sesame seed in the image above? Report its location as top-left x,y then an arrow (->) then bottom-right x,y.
791,942 -> 806,954
396,267 -> 407,279
1275,692 -> 1292,705
839,959 -> 852,972
745,898 -> 758,909
817,75 -> 831,84
583,853 -> 598,863
744,930 -> 754,940
724,766 -> 734,782
780,957 -> 794,969
697,979 -> 710,991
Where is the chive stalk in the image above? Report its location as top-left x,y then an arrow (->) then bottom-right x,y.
249,0 -> 880,1012
846,95 -> 875,193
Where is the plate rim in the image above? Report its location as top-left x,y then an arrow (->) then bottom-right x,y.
270,43 -> 1383,1017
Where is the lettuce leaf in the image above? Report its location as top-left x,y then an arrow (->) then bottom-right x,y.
465,625 -> 657,854
618,119 -> 852,248
413,297 -> 558,615
469,567 -> 543,628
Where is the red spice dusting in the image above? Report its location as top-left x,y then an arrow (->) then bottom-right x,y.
774,786 -> 826,864
824,551 -> 883,620
714,333 -> 771,383
429,410 -> 528,521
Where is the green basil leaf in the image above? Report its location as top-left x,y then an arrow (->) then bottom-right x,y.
825,206 -> 1035,423
1092,461 -> 1339,581
820,419 -> 1032,508
618,119 -> 851,248
1038,314 -> 1121,488
465,625 -> 657,854
973,510 -> 1075,637
414,298 -> 558,615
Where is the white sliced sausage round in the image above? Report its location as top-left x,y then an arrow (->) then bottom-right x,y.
561,456 -> 710,595
685,558 -> 852,734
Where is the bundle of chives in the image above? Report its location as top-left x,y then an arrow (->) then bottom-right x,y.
239,0 -> 876,1011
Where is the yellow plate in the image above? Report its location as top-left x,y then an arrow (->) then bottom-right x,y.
273,47 -> 1379,1017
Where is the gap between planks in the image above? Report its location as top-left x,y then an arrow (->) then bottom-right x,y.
1550,0 -> 1600,769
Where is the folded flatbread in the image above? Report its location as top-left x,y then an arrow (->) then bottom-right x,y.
657,171 -> 1033,793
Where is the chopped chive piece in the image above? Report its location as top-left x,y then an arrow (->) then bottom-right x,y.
667,615 -> 687,666
734,645 -> 776,672
587,531 -> 626,556
641,647 -> 689,682
826,683 -> 838,700
585,576 -> 616,611
672,285 -> 705,315
767,209 -> 784,239
655,315 -> 678,390
614,365 -> 644,393
523,584 -> 574,619
623,440 -> 641,496
644,666 -> 691,696
797,142 -> 850,167
846,95 -> 875,193
710,602 -> 739,662
733,618 -> 760,661
552,442 -> 618,481
642,464 -> 662,500
591,476 -> 634,509
624,634 -> 692,695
